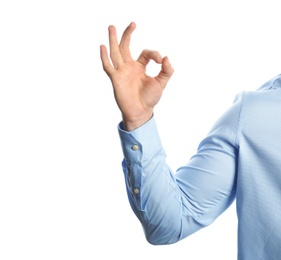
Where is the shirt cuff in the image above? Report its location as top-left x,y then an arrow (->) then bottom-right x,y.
118,116 -> 164,164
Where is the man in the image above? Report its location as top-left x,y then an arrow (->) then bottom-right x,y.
100,22 -> 281,259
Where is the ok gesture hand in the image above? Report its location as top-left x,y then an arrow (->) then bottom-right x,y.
100,22 -> 174,130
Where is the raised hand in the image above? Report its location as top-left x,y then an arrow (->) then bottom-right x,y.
100,22 -> 174,131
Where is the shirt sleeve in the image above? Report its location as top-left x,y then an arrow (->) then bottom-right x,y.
118,93 -> 243,245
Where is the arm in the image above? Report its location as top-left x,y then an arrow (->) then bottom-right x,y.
117,99 -> 240,244
100,23 -> 239,245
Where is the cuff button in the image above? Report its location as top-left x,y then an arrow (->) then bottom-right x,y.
131,145 -> 139,151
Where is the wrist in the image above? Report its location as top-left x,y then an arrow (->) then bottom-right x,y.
122,112 -> 153,131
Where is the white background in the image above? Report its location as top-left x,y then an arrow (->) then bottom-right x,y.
1,1 -> 281,259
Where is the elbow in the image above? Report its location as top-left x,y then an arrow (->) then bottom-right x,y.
146,237 -> 178,246
143,223 -> 183,246
142,215 -> 206,245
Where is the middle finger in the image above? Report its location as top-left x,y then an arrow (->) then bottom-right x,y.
119,22 -> 136,62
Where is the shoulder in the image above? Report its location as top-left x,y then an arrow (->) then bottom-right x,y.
235,74 -> 281,106
256,74 -> 281,91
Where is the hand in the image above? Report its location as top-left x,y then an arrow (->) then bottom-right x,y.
100,22 -> 174,131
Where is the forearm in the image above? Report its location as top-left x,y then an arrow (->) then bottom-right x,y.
122,158 -> 184,244
118,117 -> 185,244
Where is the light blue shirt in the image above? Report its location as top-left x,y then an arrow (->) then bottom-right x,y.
118,74 -> 281,260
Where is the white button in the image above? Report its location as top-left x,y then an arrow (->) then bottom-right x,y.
132,145 -> 139,151
133,188 -> 139,194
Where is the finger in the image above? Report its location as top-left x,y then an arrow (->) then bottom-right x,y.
100,44 -> 115,76
119,22 -> 136,62
137,49 -> 162,67
156,56 -> 174,89
108,25 -> 123,68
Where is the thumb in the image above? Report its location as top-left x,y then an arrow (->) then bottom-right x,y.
156,56 -> 174,88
